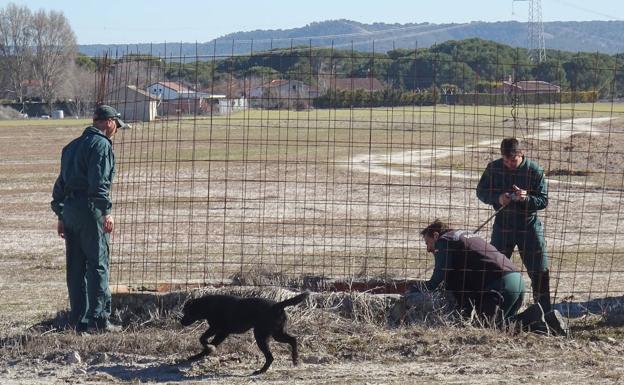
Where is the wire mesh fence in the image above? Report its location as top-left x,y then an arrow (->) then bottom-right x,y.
100,41 -> 624,304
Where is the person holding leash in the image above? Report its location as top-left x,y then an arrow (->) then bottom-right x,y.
476,138 -> 551,313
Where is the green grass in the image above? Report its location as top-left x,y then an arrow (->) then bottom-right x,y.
114,108 -> 621,193
0,117 -> 91,128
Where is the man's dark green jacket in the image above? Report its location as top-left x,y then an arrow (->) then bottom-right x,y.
51,126 -> 115,220
476,157 -> 548,224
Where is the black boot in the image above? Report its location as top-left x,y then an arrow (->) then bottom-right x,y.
532,270 -> 552,313
544,309 -> 569,337
524,270 -> 569,337
513,302 -> 548,334
513,303 -> 569,336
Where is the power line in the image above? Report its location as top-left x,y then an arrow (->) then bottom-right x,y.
551,0 -> 622,21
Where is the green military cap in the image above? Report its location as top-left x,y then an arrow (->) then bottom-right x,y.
93,105 -> 128,129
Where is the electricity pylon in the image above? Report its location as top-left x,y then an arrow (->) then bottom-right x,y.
513,0 -> 546,63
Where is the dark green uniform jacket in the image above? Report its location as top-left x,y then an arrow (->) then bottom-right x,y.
51,126 -> 115,219
476,157 -> 548,226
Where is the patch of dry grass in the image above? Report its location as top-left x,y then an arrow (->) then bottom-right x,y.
1,287 -> 623,376
2,287 -> 624,384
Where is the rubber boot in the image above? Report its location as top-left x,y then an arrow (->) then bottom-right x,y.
514,302 -> 548,334
532,270 -> 552,313
544,310 -> 569,337
477,290 -> 506,327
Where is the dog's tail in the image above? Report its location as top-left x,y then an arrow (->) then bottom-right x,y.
274,291 -> 309,310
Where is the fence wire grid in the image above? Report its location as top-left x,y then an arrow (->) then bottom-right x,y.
100,41 -> 624,303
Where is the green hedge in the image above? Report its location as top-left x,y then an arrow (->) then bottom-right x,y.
313,88 -> 440,108
312,89 -> 598,108
452,91 -> 598,105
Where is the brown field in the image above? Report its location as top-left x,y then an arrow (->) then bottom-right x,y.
2,104 -> 624,384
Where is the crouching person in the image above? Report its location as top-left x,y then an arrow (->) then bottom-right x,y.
409,219 -> 525,322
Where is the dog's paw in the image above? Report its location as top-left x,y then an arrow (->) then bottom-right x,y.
187,345 -> 217,362
186,354 -> 203,362
176,357 -> 193,366
251,368 -> 268,376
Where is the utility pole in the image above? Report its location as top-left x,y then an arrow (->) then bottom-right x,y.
513,0 -> 546,63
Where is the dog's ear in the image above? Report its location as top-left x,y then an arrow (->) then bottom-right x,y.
181,298 -> 194,313
180,299 -> 199,326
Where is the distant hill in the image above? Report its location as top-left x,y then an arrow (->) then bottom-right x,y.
79,19 -> 624,58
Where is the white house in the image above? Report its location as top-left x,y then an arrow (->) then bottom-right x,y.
249,79 -> 311,98
146,81 -> 193,100
249,79 -> 314,108
217,97 -> 248,114
108,85 -> 159,122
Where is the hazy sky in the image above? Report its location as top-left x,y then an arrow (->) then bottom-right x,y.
6,0 -> 623,44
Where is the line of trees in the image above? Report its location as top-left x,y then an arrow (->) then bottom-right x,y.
163,39 -> 624,100
2,2 -> 623,118
0,2 -> 93,114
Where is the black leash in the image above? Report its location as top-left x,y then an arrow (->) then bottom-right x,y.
474,202 -> 509,233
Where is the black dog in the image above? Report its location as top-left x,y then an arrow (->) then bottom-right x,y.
180,291 -> 309,375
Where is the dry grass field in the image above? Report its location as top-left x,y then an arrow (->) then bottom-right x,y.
109,104 -> 624,298
2,104 -> 624,384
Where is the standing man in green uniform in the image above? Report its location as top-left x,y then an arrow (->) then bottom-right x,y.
476,138 -> 552,313
51,105 -> 126,333
409,219 -> 525,320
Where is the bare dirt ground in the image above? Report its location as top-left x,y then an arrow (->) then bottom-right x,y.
2,106 -> 624,384
2,287 -> 624,385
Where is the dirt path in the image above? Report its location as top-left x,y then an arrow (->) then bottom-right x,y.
348,117 -> 614,183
